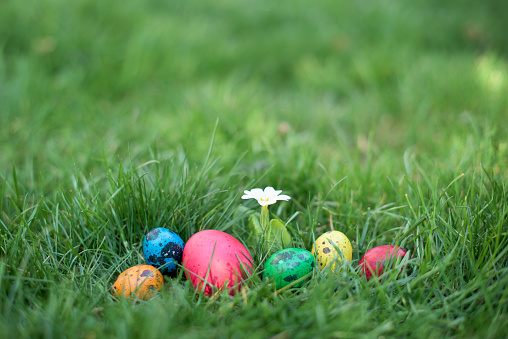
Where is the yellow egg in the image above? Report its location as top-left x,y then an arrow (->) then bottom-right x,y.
111,265 -> 164,301
312,231 -> 352,272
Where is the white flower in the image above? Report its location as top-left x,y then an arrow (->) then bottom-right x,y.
241,187 -> 291,207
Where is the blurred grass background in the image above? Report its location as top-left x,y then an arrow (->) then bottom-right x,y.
1,0 -> 508,337
2,0 -> 507,192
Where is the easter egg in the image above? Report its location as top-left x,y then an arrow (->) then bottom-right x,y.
263,248 -> 315,289
182,230 -> 253,296
111,265 -> 164,300
143,227 -> 184,275
312,231 -> 352,272
358,245 -> 407,280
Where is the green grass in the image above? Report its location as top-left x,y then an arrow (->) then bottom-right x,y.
1,0 -> 508,337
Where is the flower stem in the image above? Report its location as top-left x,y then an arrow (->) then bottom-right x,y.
260,205 -> 269,230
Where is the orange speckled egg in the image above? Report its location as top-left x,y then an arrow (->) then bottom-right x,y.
111,265 -> 163,300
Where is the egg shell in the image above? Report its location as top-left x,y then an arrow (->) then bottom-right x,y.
182,230 -> 254,296
312,231 -> 352,272
263,248 -> 315,289
358,245 -> 407,280
143,227 -> 185,274
111,265 -> 164,300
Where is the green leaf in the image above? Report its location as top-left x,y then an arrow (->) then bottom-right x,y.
266,219 -> 292,248
247,212 -> 263,247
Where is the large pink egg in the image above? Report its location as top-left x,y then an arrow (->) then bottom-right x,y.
182,230 -> 254,296
358,245 -> 407,280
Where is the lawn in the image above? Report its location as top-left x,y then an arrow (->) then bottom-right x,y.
1,0 -> 508,337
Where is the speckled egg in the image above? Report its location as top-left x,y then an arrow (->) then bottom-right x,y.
182,230 -> 254,296
263,248 -> 315,289
143,227 -> 184,275
358,245 -> 407,280
312,231 -> 352,272
111,265 -> 164,300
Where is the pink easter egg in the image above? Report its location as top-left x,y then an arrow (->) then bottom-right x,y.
182,230 -> 254,295
359,245 -> 407,280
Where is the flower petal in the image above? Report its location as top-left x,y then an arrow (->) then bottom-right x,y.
264,186 -> 283,200
258,200 -> 273,206
242,188 -> 266,202
275,194 -> 291,201
264,187 -> 276,195
249,188 -> 265,199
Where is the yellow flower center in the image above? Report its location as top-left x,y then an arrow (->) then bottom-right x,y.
260,197 -> 270,202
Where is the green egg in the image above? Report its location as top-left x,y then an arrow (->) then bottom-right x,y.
263,248 -> 315,289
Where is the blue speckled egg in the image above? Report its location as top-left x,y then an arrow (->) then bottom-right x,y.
143,228 -> 184,275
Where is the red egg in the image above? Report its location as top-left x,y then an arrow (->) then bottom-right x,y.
182,230 -> 254,296
358,245 -> 407,280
